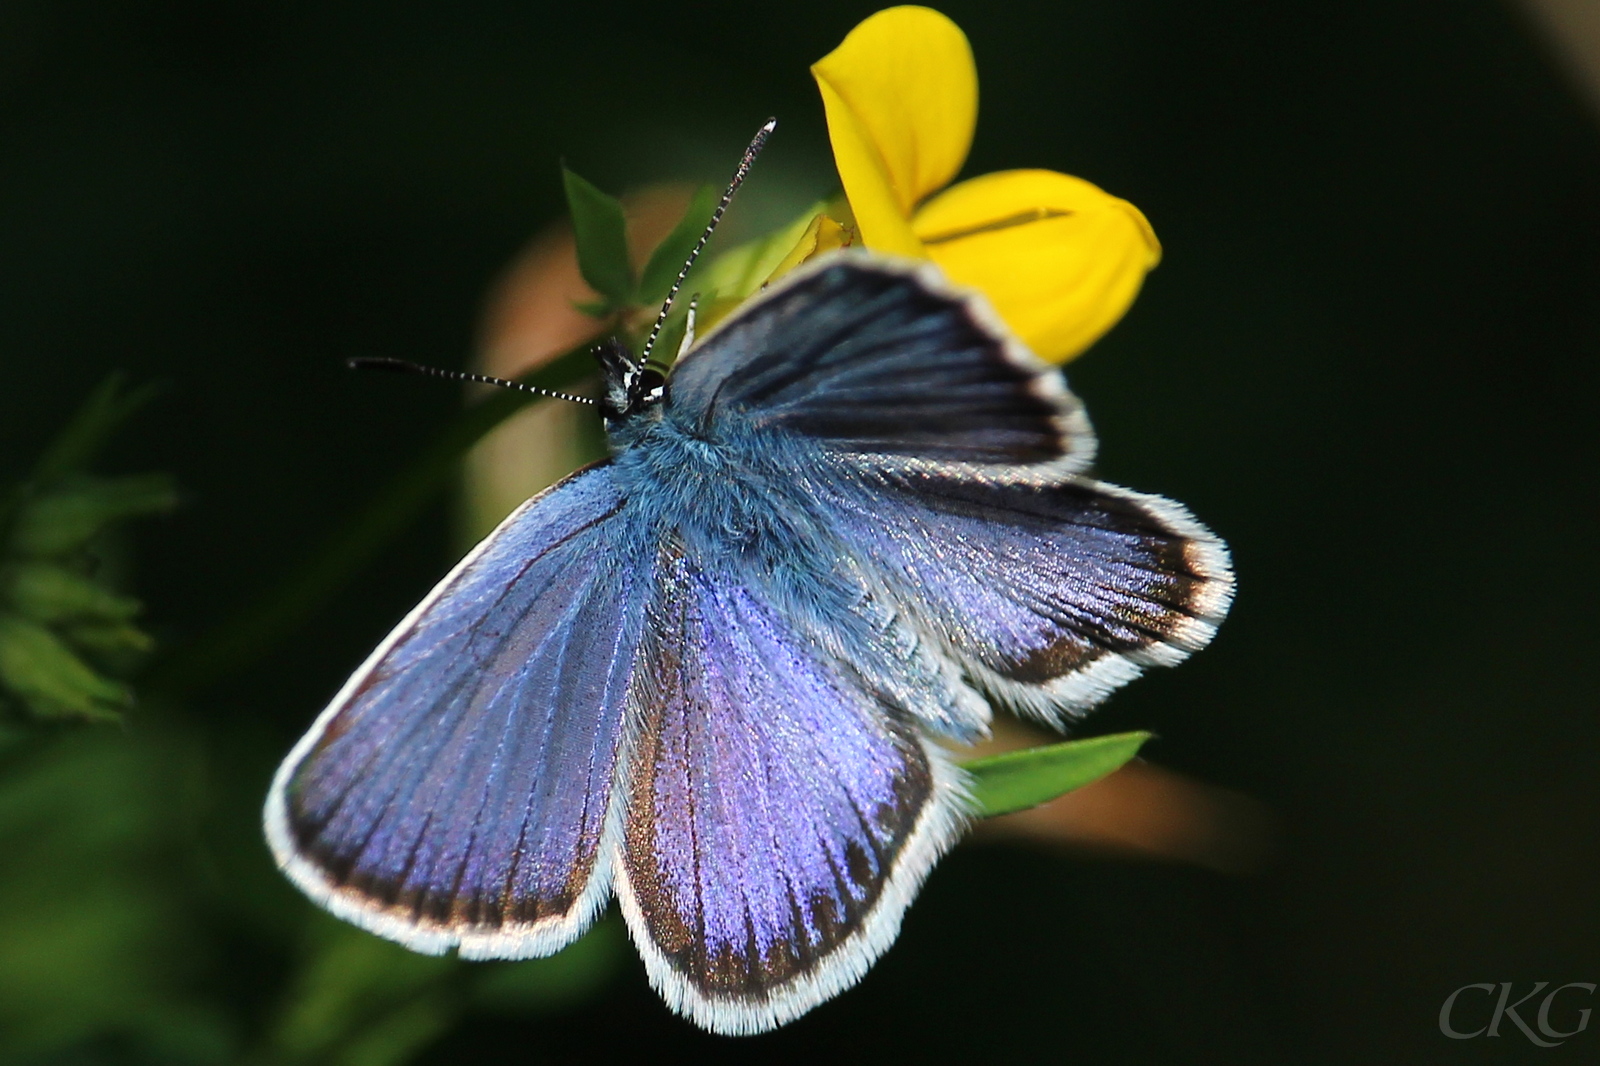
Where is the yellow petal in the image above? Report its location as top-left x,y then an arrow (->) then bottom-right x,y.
811,6 -> 977,256
914,169 -> 1161,362
764,213 -> 855,286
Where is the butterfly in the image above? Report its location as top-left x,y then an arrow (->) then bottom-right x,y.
264,141 -> 1232,1036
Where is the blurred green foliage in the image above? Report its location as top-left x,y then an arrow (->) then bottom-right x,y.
251,915 -> 625,1066
0,377 -> 174,723
0,726 -> 222,1061
0,715 -> 628,1064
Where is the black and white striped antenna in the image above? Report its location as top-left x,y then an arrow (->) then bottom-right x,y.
347,118 -> 776,408
345,357 -> 596,405
637,117 -> 776,367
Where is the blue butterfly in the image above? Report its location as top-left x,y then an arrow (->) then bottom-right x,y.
264,238 -> 1232,1035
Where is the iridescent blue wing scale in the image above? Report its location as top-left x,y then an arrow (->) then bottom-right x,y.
264,462 -> 649,959
613,541 -> 966,1036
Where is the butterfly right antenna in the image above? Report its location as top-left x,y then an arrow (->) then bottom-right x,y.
636,117 -> 776,367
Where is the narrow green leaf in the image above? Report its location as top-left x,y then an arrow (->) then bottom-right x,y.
964,731 -> 1151,818
570,298 -> 613,319
643,308 -> 689,373
9,474 -> 178,558
561,166 -> 634,305
28,375 -> 162,489
0,374 -> 161,534
60,622 -> 155,657
636,184 -> 720,305
0,613 -> 132,722
3,562 -> 142,624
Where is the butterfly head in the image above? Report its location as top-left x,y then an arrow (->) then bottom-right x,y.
593,338 -> 667,424
594,120 -> 775,428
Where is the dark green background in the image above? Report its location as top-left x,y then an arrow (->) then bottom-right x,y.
3,0 -> 1598,1062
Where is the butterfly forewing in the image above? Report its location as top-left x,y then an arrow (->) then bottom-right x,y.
266,463 -> 647,958
669,256 -> 1094,471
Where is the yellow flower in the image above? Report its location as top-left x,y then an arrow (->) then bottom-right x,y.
808,5 -> 1160,362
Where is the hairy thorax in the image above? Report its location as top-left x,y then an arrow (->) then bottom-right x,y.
606,410 -> 841,576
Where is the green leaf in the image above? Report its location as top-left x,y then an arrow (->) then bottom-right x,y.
644,308 -> 689,373
59,622 -> 155,657
636,184 -> 719,305
0,374 -> 161,534
561,166 -> 634,305
9,474 -> 177,559
3,562 -> 142,624
570,298 -> 613,319
964,731 -> 1151,818
0,613 -> 132,722
28,375 -> 163,489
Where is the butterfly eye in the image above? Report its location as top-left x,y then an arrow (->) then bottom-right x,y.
592,338 -> 640,420
635,367 -> 666,405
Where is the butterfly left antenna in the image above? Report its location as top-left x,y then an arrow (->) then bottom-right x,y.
347,357 -> 596,405
637,117 -> 776,367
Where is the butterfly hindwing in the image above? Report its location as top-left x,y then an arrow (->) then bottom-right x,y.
614,540 -> 967,1036
817,461 -> 1234,721
264,462 -> 649,959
